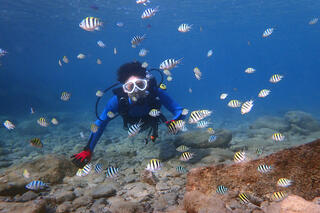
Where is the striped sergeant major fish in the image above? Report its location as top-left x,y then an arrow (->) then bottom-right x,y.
159,58 -> 183,70
257,164 -> 272,173
234,151 -> 246,163
176,166 -> 188,174
241,100 -> 254,115
271,191 -> 287,201
131,34 -> 146,48
277,178 -> 293,187
25,180 -> 49,190
180,152 -> 194,161
178,23 -> 192,33
269,74 -> 283,83
258,89 -> 271,98
136,0 -> 150,6
146,159 -> 162,172
79,17 -> 103,31
141,6 -> 159,19
95,163 -> 103,174
262,28 -> 274,38
238,192 -> 250,204
105,166 -> 119,178
272,133 -> 285,142
216,185 -> 228,195
128,120 -> 143,137
76,163 -> 92,177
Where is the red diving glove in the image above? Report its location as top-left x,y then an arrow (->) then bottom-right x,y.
71,149 -> 92,169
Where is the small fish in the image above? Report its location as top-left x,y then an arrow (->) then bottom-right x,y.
241,100 -> 254,115
234,151 -> 246,163
228,100 -> 242,108
141,7 -> 159,19
257,164 -> 272,173
116,21 -> 124,27
188,110 -> 205,124
256,147 -> 263,156
271,191 -> 287,201
131,35 -> 146,48
180,152 -> 194,161
95,163 -> 103,173
277,178 -> 293,187
77,163 -> 92,177
113,47 -> 117,55
220,93 -> 228,100
193,67 -> 202,80
149,109 -> 160,117
80,132 -> 85,139
105,166 -> 119,178
159,58 -> 183,70
175,120 -> 186,130
272,133 -> 285,142
91,123 -> 99,133
176,166 -> 188,174
136,0 -> 150,6
159,83 -> 166,90
0,48 -> 8,57
30,107 -> 35,114
58,60 -> 62,66
97,58 -> 102,64
180,125 -> 188,132
107,111 -> 116,118
23,169 -> 30,179
207,127 -> 215,134
269,74 -> 283,83
182,108 -> 189,115
146,159 -> 162,172
97,40 -> 106,48
258,89 -> 271,98
208,135 -> 217,143
200,110 -> 212,118
216,185 -> 228,195
96,90 -> 104,97
207,49 -> 213,57
309,18 -> 319,25
26,180 -> 49,190
37,117 -> 49,127
196,120 -> 211,128
77,53 -> 85,59
167,76 -> 173,81
61,92 -> 71,101
128,120 -> 143,137
262,28 -> 274,38
51,118 -> 58,125
238,192 -> 250,204
245,67 -> 255,74
176,145 -> 189,152
168,120 -> 179,135
141,62 -> 148,68
62,56 -> 69,63
178,23 -> 192,33
139,48 -> 148,57
163,69 -> 171,76
30,138 -> 43,148
3,120 -> 15,130
79,17 -> 103,31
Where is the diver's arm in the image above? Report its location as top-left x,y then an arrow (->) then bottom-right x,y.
85,95 -> 119,152
71,95 -> 118,168
157,88 -> 185,120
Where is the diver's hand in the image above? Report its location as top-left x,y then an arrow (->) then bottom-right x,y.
71,149 -> 92,169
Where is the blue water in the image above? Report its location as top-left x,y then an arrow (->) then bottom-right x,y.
0,0 -> 320,119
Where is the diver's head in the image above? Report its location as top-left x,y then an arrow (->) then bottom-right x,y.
117,61 -> 149,102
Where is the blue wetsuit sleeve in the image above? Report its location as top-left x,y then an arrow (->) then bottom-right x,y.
157,88 -> 185,120
86,95 -> 118,152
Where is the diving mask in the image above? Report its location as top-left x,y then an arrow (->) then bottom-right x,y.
123,78 -> 148,94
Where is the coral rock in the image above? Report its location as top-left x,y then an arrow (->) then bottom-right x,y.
0,155 -> 77,196
265,195 -> 320,213
186,139 -> 320,201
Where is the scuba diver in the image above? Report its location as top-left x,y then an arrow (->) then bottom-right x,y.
71,61 -> 186,168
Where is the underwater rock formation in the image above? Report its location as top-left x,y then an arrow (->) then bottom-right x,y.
0,155 -> 77,196
249,116 -> 290,132
186,138 -> 320,201
285,110 -> 320,133
174,129 -> 232,149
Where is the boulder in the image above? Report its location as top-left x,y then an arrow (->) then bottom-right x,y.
17,191 -> 38,202
249,116 -> 289,132
55,191 -> 75,204
0,199 -> 47,213
109,200 -> 143,213
265,195 -> 320,213
174,129 -> 232,149
91,183 -> 117,199
0,155 -> 77,196
285,111 -> 320,132
186,138 -> 320,201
